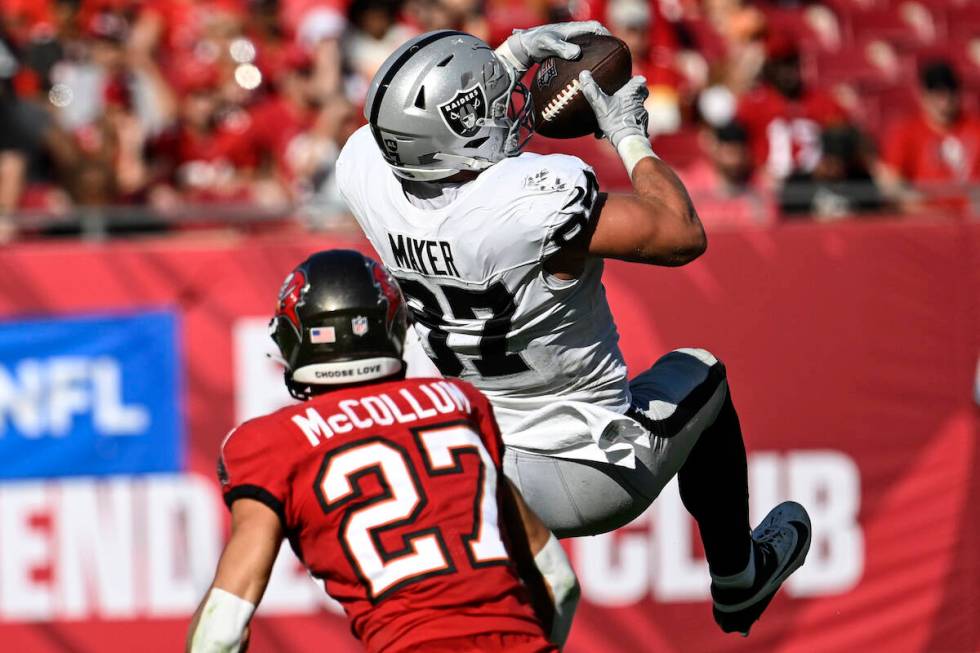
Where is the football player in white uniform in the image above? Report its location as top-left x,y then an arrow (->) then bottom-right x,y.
335,23 -> 811,635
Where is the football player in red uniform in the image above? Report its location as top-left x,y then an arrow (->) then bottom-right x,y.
736,35 -> 847,183
186,250 -> 578,653
877,60 -> 980,214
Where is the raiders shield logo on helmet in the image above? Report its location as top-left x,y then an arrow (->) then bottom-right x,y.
438,84 -> 487,138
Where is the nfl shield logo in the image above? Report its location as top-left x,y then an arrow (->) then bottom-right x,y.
537,58 -> 557,89
438,84 -> 487,138
352,316 -> 369,337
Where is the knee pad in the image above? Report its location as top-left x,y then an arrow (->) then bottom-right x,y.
630,347 -> 730,443
670,347 -> 723,373
634,348 -> 727,410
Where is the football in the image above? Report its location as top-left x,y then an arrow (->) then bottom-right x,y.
529,34 -> 632,139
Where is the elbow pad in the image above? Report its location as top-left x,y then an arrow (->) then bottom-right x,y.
534,534 -> 580,647
190,588 -> 255,653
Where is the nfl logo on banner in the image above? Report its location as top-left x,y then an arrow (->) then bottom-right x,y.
352,316 -> 369,337
0,310 -> 182,479
310,327 -> 335,344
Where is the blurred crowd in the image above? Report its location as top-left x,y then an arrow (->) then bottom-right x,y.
1,0 -> 979,239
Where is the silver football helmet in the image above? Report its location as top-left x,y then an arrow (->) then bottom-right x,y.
364,30 -> 534,181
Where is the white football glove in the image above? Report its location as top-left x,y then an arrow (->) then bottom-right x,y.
495,21 -> 611,75
578,71 -> 650,149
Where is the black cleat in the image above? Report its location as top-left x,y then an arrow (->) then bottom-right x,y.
711,501 -> 812,636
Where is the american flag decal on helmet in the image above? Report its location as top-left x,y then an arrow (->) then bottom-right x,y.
310,327 -> 336,344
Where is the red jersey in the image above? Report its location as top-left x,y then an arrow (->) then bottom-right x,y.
150,111 -> 256,201
219,377 -> 551,653
247,96 -> 314,180
737,85 -> 847,180
881,110 -> 980,184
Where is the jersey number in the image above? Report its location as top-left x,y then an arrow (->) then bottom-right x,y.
395,171 -> 598,379
314,423 -> 508,601
552,168 -> 599,247
397,279 -> 529,377
765,117 -> 821,178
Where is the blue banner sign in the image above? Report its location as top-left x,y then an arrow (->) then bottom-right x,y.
0,311 -> 182,479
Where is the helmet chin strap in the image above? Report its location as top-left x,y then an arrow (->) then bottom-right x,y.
391,164 -> 461,181
429,119 -> 515,172
432,152 -> 497,170
390,151 -> 496,179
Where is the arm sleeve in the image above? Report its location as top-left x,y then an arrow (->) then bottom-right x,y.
218,422 -> 291,527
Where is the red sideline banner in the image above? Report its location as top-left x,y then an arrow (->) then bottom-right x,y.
0,220 -> 977,653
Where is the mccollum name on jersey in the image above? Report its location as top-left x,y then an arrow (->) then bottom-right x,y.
290,380 -> 472,446
388,233 -> 460,277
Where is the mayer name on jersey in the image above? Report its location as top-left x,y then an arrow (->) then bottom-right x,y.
338,125 -> 646,465
219,376 -> 548,653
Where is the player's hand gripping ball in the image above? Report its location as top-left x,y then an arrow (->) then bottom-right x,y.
530,34 -> 632,139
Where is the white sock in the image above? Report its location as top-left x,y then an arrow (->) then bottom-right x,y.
711,542 -> 756,589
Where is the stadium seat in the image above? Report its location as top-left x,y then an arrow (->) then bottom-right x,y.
821,0 -> 888,12
810,38 -> 914,86
913,41 -> 980,102
844,4 -> 937,50
683,17 -> 728,65
943,2 -> 980,43
961,37 -> 980,85
858,82 -> 920,138
760,7 -> 825,52
810,45 -> 879,85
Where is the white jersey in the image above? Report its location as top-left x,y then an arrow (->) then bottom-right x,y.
337,126 -> 648,466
